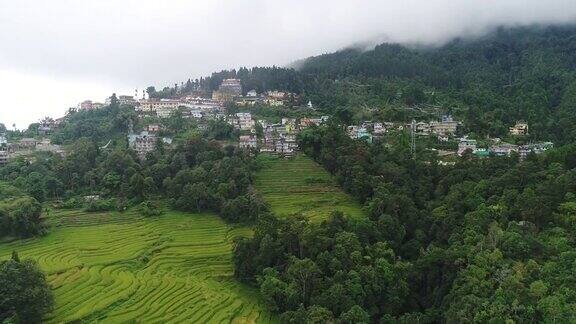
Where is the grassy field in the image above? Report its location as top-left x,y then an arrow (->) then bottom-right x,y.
255,154 -> 365,221
0,209 -> 276,323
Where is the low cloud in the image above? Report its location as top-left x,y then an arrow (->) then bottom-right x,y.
1,0 -> 576,126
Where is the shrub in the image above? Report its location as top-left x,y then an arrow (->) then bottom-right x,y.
138,201 -> 163,217
84,198 -> 117,212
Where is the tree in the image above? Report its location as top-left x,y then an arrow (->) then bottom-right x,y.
286,258 -> 321,306
339,305 -> 370,324
0,197 -> 44,238
0,252 -> 54,323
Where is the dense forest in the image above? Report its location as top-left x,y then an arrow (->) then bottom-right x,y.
235,123 -> 576,322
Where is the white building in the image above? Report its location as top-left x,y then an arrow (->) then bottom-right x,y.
373,123 -> 385,135
128,131 -> 157,159
510,122 -> 529,136
490,143 -> 519,157
247,89 -> 258,97
458,138 -> 477,156
156,107 -> 176,118
138,99 -> 182,112
235,112 -> 255,131
239,135 -> 258,150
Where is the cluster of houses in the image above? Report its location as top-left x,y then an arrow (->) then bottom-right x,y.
0,135 -> 65,165
127,130 -> 173,159
455,121 -> 550,159
235,114 -> 328,157
458,137 -> 553,159
136,96 -> 226,119
75,79 -> 307,123
1,76 -> 547,165
346,115 -> 461,143
211,78 -> 309,108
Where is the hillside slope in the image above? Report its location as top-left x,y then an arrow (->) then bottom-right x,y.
0,209 -> 275,323
254,155 -> 365,221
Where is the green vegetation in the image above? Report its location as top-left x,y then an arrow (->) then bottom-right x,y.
0,208 -> 275,323
235,124 -> 576,322
149,25 -> 576,146
0,252 -> 54,323
254,155 -> 365,221
7,24 -> 576,323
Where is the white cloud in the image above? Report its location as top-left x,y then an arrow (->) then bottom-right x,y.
0,0 -> 575,127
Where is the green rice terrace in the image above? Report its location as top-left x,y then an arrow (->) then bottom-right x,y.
255,154 -> 365,221
0,209 -> 276,323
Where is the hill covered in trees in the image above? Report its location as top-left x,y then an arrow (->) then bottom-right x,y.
161,24 -> 576,144
4,23 -> 576,323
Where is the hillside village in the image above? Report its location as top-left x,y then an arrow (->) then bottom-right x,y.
0,78 -> 554,164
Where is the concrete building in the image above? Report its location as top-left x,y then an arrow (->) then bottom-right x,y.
458,138 -> 477,156
19,138 -> 37,149
213,79 -> 242,102
239,135 -> 258,150
235,112 -> 255,131
145,124 -> 162,133
518,142 -> 553,159
138,99 -> 181,112
36,138 -> 64,154
128,131 -> 157,159
105,95 -> 136,106
266,91 -> 287,100
373,123 -> 386,135
156,107 -> 176,118
430,115 -> 459,136
510,122 -> 529,136
490,143 -> 519,157
247,89 -> 258,97
275,134 -> 298,156
78,100 -> 94,110
0,151 -> 7,165
219,79 -> 242,96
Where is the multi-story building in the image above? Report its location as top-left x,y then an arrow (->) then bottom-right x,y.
458,138 -> 477,156
78,100 -> 94,110
246,89 -> 258,97
145,124 -> 162,133
213,79 -> 242,102
36,138 -> 64,155
19,138 -> 37,149
239,135 -> 258,150
235,112 -> 255,131
105,95 -> 136,106
0,150 -> 7,165
373,123 -> 386,135
510,122 -> 529,136
0,135 -> 7,165
38,117 -> 55,135
266,91 -> 287,100
157,107 -> 176,118
128,131 -> 157,159
430,115 -> 459,136
490,143 -> 519,157
219,79 -> 242,96
275,134 -> 298,156
518,142 -> 553,159
138,99 -> 181,112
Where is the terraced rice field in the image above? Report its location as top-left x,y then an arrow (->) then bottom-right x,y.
255,154 -> 365,221
0,209 -> 276,323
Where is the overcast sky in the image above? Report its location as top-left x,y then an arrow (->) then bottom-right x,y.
1,0 -> 576,129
